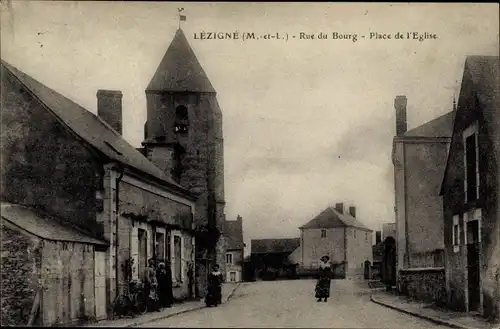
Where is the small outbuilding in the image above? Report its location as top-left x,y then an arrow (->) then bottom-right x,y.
1,202 -> 109,326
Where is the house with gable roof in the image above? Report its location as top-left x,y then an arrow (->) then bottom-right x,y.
392,95 -> 455,273
1,59 -> 198,325
439,56 -> 499,322
391,93 -> 456,303
224,215 -> 244,282
299,202 -> 373,278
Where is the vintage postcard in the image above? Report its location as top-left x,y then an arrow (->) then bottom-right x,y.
1,1 -> 499,328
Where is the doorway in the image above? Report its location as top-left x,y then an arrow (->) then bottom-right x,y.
466,220 -> 480,312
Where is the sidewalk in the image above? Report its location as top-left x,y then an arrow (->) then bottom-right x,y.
85,282 -> 240,328
370,292 -> 499,329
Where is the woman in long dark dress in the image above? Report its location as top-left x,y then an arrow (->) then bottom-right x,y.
315,255 -> 332,302
205,264 -> 223,307
156,261 -> 173,308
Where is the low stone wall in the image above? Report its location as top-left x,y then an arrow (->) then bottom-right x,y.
398,267 -> 446,306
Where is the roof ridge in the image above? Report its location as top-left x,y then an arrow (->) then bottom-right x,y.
404,110 -> 455,138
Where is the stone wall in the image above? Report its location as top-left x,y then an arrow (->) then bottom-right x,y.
1,224 -> 42,326
302,228 -> 345,267
0,65 -> 101,235
399,268 -> 446,306
144,91 -> 226,296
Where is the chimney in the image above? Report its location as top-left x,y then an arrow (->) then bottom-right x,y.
395,95 -> 407,136
335,203 -> 344,214
237,215 -> 242,222
376,231 -> 382,244
97,90 -> 123,134
348,206 -> 356,218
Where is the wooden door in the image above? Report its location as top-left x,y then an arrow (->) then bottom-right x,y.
94,251 -> 107,320
467,220 -> 480,311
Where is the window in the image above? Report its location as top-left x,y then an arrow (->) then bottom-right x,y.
174,105 -> 189,134
176,105 -> 188,120
452,215 -> 460,253
171,144 -> 186,181
321,229 -> 327,238
226,253 -> 233,265
155,232 -> 165,262
353,230 -> 356,238
365,232 -> 368,241
138,229 -> 148,280
166,232 -> 171,263
463,122 -> 479,203
173,235 -> 182,282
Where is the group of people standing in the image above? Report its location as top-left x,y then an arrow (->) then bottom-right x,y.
142,259 -> 224,312
144,258 -> 175,312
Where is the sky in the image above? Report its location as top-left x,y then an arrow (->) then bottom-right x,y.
1,1 -> 499,251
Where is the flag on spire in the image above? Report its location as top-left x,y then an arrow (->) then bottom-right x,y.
178,8 -> 186,23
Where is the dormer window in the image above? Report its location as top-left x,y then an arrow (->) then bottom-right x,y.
174,105 -> 189,134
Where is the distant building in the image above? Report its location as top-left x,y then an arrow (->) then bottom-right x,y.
382,223 -> 396,240
224,215 -> 244,282
392,95 -> 454,271
250,238 -> 301,280
0,61 -> 197,325
440,56 -> 499,322
299,203 -> 373,278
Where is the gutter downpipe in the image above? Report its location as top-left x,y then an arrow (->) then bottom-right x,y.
115,164 -> 125,293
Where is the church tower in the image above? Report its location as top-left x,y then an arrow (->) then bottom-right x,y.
142,28 -> 226,296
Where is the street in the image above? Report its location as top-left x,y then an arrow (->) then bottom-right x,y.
137,279 -> 450,328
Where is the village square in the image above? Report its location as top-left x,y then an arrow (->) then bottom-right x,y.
0,2 -> 499,328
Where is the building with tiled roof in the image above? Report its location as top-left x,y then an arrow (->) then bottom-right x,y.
440,56 -> 499,321
249,237 -> 301,281
392,94 -> 455,275
224,215 -> 244,282
1,55 -> 199,325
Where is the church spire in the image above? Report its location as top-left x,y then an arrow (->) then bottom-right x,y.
146,28 -> 215,93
